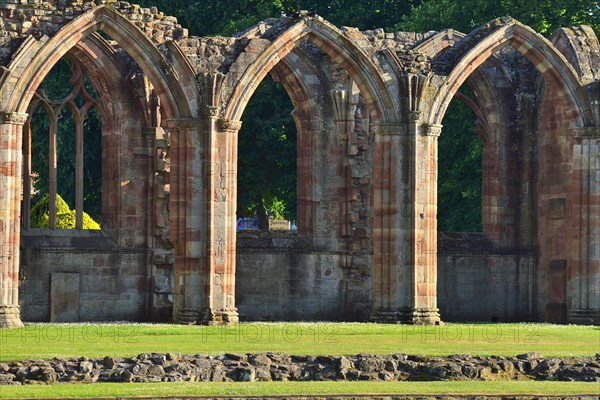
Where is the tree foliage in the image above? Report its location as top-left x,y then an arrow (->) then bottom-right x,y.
437,97 -> 483,233
237,77 -> 297,228
134,0 -> 421,36
397,0 -> 599,35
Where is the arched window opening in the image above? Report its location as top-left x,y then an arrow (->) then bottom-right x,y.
82,104 -> 102,223
438,86 -> 483,233
23,57 -> 103,230
236,75 -> 297,231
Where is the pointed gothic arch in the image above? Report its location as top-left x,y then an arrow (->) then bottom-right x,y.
429,20 -> 592,127
224,17 -> 398,124
1,5 -> 193,120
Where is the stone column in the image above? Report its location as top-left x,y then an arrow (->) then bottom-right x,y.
213,118 -> 241,325
412,120 -> 443,324
168,113 -> 240,325
371,122 -> 406,322
0,111 -> 27,328
330,88 -> 357,239
170,72 -> 237,326
291,103 -> 316,236
166,117 -> 205,324
370,116 -> 442,325
569,126 -> 600,324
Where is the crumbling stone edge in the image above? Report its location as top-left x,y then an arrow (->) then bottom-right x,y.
1,352 -> 600,385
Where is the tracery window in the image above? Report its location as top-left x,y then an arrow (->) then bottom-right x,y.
22,57 -> 103,230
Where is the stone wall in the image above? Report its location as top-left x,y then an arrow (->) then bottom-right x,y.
2,352 -> 599,384
19,231 -> 150,322
235,231 -> 372,322
18,230 -> 535,324
236,232 -> 533,323
437,233 -> 536,322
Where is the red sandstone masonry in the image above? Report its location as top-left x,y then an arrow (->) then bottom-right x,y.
0,2 -> 598,326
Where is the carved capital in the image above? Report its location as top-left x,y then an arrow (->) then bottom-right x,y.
163,118 -> 198,130
408,111 -> 421,123
422,124 -> 442,137
571,127 -> 600,139
0,112 -> 28,125
371,123 -> 406,136
401,72 -> 433,116
201,105 -> 221,119
197,71 -> 227,115
220,118 -> 242,132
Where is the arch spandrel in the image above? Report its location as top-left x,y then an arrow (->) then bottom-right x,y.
223,16 -> 399,124
552,25 -> 600,83
412,29 -> 466,59
429,18 -> 592,127
1,6 -> 193,120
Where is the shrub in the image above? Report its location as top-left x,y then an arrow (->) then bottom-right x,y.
30,194 -> 101,230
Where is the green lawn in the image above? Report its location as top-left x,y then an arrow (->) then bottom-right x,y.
1,381 -> 599,399
1,322 -> 598,362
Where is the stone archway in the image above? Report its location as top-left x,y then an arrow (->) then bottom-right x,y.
427,18 -> 598,324
0,3 -> 194,327
1,2 -> 598,327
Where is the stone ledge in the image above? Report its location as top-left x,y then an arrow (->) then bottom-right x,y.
1,352 -> 599,385
236,231 -> 313,251
20,229 -> 119,250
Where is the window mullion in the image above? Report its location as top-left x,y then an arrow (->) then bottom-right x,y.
49,113 -> 57,230
75,115 -> 83,230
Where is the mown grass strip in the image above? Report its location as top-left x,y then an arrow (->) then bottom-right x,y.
1,381 -> 599,399
1,323 -> 598,362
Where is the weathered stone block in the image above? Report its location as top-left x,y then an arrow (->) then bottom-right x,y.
50,272 -> 79,322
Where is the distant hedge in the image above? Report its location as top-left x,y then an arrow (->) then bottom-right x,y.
30,194 -> 100,230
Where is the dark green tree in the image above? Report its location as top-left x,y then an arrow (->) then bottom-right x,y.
437,97 -> 483,232
134,0 -> 421,36
397,0 -> 599,35
237,77 -> 297,228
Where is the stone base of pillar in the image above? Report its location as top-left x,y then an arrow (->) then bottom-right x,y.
0,305 -> 24,328
174,307 -> 239,325
203,308 -> 240,325
371,307 -> 443,325
175,307 -> 202,324
568,309 -> 600,325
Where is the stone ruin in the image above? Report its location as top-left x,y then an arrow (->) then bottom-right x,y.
0,1 -> 598,327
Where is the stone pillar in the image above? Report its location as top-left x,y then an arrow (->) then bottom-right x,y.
412,120 -> 443,324
170,72 -> 238,326
370,116 -> 442,325
0,111 -> 27,328
213,118 -> 241,325
168,113 -> 240,325
569,126 -> 600,324
166,117 -> 205,324
291,103 -> 316,236
371,122 -> 407,322
330,88 -> 357,239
